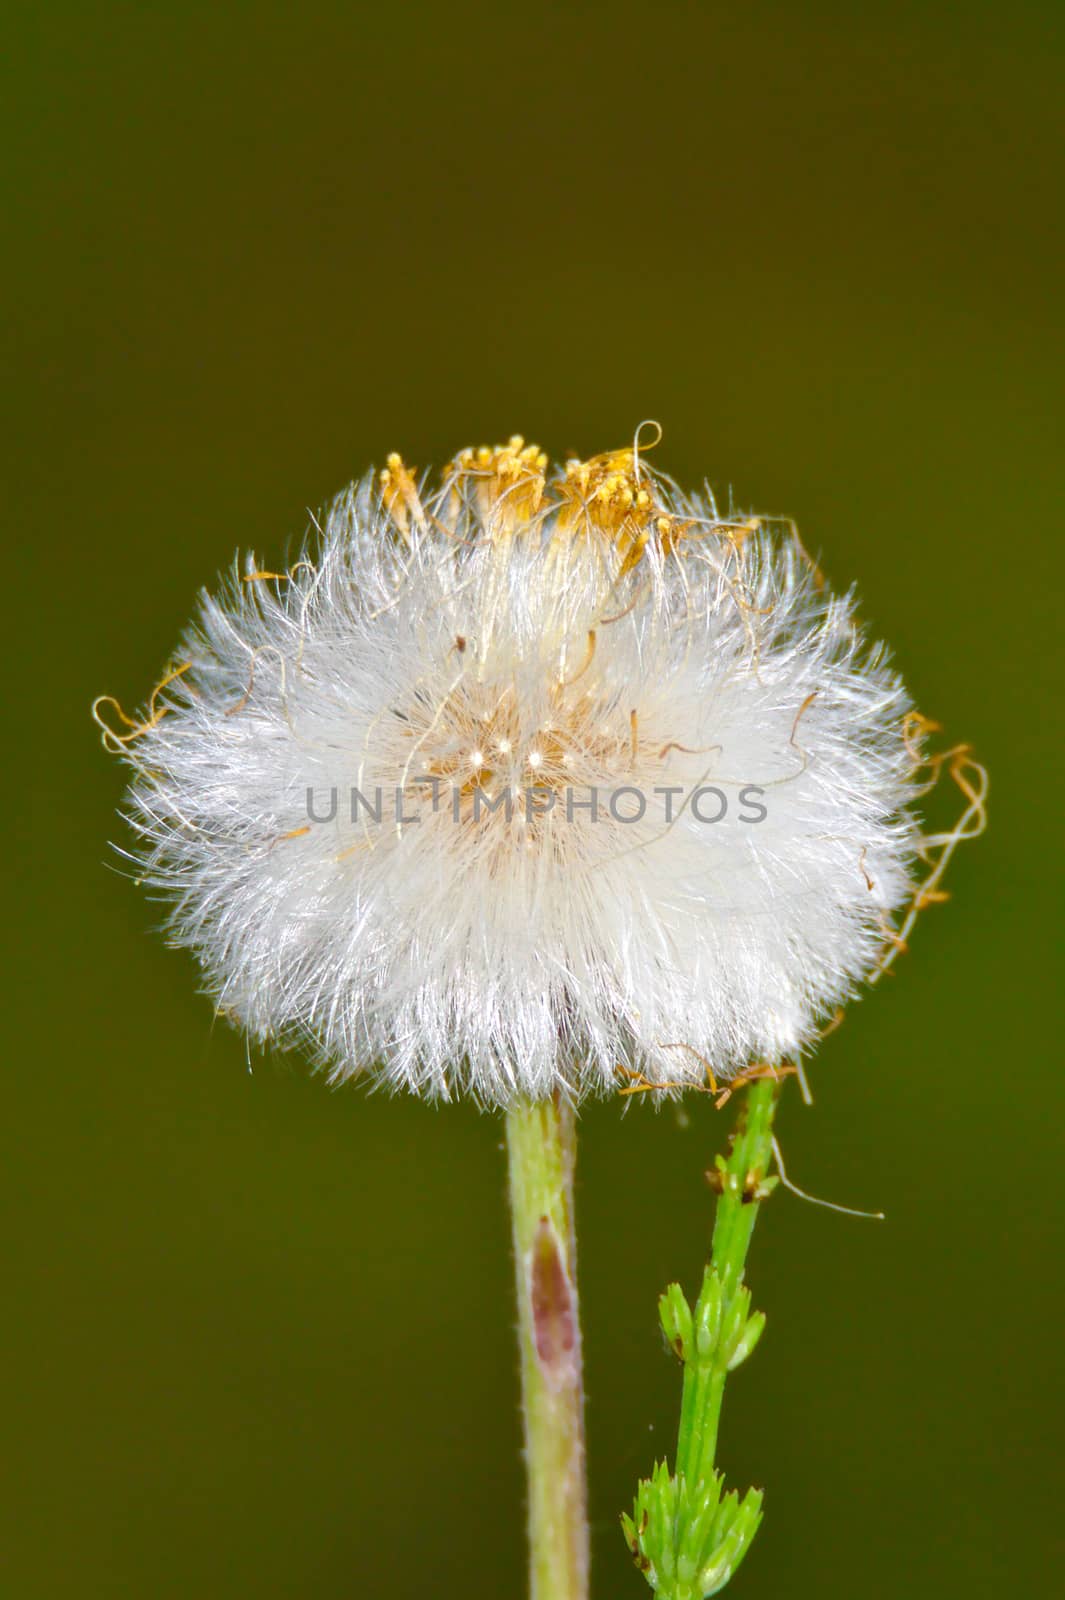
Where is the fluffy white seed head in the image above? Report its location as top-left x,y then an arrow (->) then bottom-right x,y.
101,437 -> 923,1105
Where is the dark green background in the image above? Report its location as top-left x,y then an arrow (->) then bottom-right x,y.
4,3 -> 1062,1595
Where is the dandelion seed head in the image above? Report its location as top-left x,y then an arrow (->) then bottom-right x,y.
100,435 -> 926,1105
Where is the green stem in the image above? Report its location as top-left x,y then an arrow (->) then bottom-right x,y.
623,1078 -> 781,1598
709,1078 -> 778,1290
505,1095 -> 589,1600
677,1077 -> 779,1488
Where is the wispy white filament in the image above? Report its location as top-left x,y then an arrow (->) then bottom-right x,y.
101,442 -> 922,1104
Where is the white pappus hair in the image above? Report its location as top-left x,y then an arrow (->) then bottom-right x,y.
98,436 -> 927,1105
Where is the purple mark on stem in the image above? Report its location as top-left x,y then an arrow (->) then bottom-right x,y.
531,1214 -> 577,1375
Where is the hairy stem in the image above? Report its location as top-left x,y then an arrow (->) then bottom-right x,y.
505,1095 -> 589,1600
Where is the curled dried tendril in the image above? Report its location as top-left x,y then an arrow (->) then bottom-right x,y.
91,661 -> 193,752
872,714 -> 988,981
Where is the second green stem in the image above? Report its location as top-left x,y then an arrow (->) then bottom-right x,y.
677,1077 -> 778,1489
623,1077 -> 780,1599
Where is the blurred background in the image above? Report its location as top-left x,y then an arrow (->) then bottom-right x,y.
3,2 -> 1062,1595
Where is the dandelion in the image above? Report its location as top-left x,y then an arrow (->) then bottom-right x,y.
95,431 -> 984,1599
95,434 -> 922,1103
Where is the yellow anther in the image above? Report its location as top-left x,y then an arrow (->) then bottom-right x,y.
445,435 -> 548,533
555,446 -> 664,571
379,453 -> 426,540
